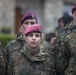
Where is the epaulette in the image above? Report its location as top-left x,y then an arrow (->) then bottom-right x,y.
65,21 -> 74,30
16,33 -> 24,42
56,21 -> 74,39
69,25 -> 76,31
57,27 -> 67,34
56,27 -> 68,39
63,25 -> 76,38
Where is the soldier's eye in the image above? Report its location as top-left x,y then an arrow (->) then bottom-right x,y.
35,34 -> 40,37
28,33 -> 33,37
24,22 -> 29,25
31,22 -> 35,25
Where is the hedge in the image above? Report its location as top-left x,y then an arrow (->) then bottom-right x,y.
0,34 -> 15,48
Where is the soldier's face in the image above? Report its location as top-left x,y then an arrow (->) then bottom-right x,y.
72,9 -> 76,21
25,32 -> 42,49
59,20 -> 65,28
49,37 -> 56,45
20,19 -> 37,33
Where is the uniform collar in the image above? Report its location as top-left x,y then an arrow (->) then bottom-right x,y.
20,45 -> 49,61
16,32 -> 24,41
65,21 -> 75,30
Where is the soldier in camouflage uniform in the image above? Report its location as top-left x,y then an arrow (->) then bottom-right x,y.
6,12 -> 37,63
5,12 -> 38,73
7,24 -> 56,75
0,42 -> 5,75
6,11 -> 52,75
54,2 -> 76,75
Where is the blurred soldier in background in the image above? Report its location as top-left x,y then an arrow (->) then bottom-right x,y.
45,32 -> 56,45
50,16 -> 70,74
58,17 -> 65,29
54,2 -> 76,75
56,12 -> 73,35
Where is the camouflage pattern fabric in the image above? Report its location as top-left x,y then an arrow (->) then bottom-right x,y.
53,38 -> 70,75
64,25 -> 76,75
53,25 -> 70,75
54,20 -> 76,75
40,40 -> 54,55
0,42 -> 5,75
52,21 -> 71,75
5,33 -> 25,64
65,21 -> 75,30
5,33 -> 25,75
7,45 -> 56,75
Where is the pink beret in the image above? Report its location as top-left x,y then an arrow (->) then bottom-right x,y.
20,12 -> 37,26
72,2 -> 76,13
24,24 -> 42,35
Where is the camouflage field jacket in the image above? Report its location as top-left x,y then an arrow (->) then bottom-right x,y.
7,45 -> 56,75
55,22 -> 76,75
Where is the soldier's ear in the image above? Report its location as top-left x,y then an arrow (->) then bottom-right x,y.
19,26 -> 24,33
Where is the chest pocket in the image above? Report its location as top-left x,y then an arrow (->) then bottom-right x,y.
30,60 -> 51,75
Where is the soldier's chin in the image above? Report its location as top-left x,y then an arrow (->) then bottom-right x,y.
30,45 -> 38,49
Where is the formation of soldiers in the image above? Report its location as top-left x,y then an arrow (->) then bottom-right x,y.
0,2 -> 76,75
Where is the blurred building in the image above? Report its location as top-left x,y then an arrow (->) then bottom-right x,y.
0,0 -> 75,34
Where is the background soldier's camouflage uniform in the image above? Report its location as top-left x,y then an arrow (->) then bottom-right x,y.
5,33 -> 25,75
5,33 -> 25,64
7,45 -> 56,75
0,42 -> 5,75
64,26 -> 76,75
54,20 -> 76,75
